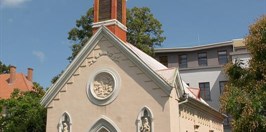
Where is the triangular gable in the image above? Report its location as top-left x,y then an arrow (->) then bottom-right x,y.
41,26 -> 176,107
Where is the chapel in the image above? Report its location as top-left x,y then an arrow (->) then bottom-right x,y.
41,0 -> 225,131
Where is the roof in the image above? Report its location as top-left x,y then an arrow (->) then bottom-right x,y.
125,43 -> 167,71
125,42 -> 207,103
0,73 -> 34,99
41,26 -> 208,107
41,26 -> 175,107
154,40 -> 233,53
232,39 -> 245,48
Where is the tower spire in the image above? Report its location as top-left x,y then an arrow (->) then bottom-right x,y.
93,0 -> 127,42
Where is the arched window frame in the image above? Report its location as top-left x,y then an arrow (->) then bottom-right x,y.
58,112 -> 72,132
88,116 -> 121,132
136,106 -> 154,132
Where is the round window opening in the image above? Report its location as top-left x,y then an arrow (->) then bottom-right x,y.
91,72 -> 115,100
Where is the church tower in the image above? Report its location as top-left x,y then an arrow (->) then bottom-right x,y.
93,0 -> 127,42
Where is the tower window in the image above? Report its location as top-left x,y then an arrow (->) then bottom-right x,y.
117,0 -> 123,23
99,0 -> 111,21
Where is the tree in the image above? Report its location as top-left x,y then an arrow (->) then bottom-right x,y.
67,8 -> 94,62
0,82 -> 46,132
0,61 -> 10,74
52,6 -> 165,83
67,7 -> 165,62
220,15 -> 266,131
127,7 -> 165,56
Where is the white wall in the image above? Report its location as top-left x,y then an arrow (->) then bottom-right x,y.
180,67 -> 227,110
232,53 -> 251,68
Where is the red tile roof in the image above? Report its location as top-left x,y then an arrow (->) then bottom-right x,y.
188,87 -> 201,99
0,73 -> 33,99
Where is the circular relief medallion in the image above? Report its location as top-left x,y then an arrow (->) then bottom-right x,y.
92,72 -> 114,100
87,68 -> 120,106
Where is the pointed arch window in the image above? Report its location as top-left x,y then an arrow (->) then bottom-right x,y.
137,107 -> 153,132
89,116 -> 120,132
97,126 -> 110,132
58,112 -> 72,132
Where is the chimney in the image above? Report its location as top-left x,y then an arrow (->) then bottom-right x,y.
9,66 -> 16,84
27,68 -> 33,82
92,0 -> 127,42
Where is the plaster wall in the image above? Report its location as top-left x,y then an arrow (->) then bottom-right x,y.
46,37 -> 177,132
180,67 -> 227,110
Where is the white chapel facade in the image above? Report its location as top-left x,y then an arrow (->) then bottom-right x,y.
41,0 -> 225,131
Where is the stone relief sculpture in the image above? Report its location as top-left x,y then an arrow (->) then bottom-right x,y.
137,108 -> 153,132
62,122 -> 68,132
93,72 -> 114,99
140,117 -> 151,132
59,113 -> 71,132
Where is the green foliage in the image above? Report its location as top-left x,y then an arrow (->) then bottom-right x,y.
67,8 -> 94,62
52,6 -> 166,84
51,70 -> 64,84
0,61 -> 10,74
127,7 -> 166,56
220,15 -> 266,132
67,7 -> 165,62
0,83 -> 46,132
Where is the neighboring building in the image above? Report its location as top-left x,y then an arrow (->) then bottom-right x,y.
155,39 -> 250,132
41,0 -> 225,132
0,66 -> 34,99
230,39 -> 251,68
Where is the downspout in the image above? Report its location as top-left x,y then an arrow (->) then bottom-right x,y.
178,93 -> 188,132
178,93 -> 189,105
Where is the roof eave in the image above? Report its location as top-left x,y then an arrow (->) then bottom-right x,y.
102,27 -> 173,95
154,41 -> 233,53
187,97 -> 227,119
41,26 -> 173,107
41,27 -> 105,107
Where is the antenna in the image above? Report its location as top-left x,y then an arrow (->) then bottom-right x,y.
197,33 -> 201,44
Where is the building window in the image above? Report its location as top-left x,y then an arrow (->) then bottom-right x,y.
117,0 -> 123,23
159,56 -> 168,67
219,81 -> 227,94
218,50 -> 228,65
99,0 -> 112,21
199,82 -> 211,100
198,52 -> 207,66
179,54 -> 187,68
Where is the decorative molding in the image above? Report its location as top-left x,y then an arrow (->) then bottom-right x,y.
92,19 -> 127,32
58,112 -> 72,132
88,50 -> 121,66
41,26 -> 172,108
87,68 -> 121,106
92,72 -> 114,100
88,116 -> 121,132
137,106 -> 154,132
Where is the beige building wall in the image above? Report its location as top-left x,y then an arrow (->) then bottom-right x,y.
46,37 -> 179,132
179,102 -> 224,132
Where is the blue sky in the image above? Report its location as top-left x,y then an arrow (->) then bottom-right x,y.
0,0 -> 265,88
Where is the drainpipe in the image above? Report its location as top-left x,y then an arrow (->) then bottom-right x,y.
178,93 -> 189,105
178,93 -> 189,132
